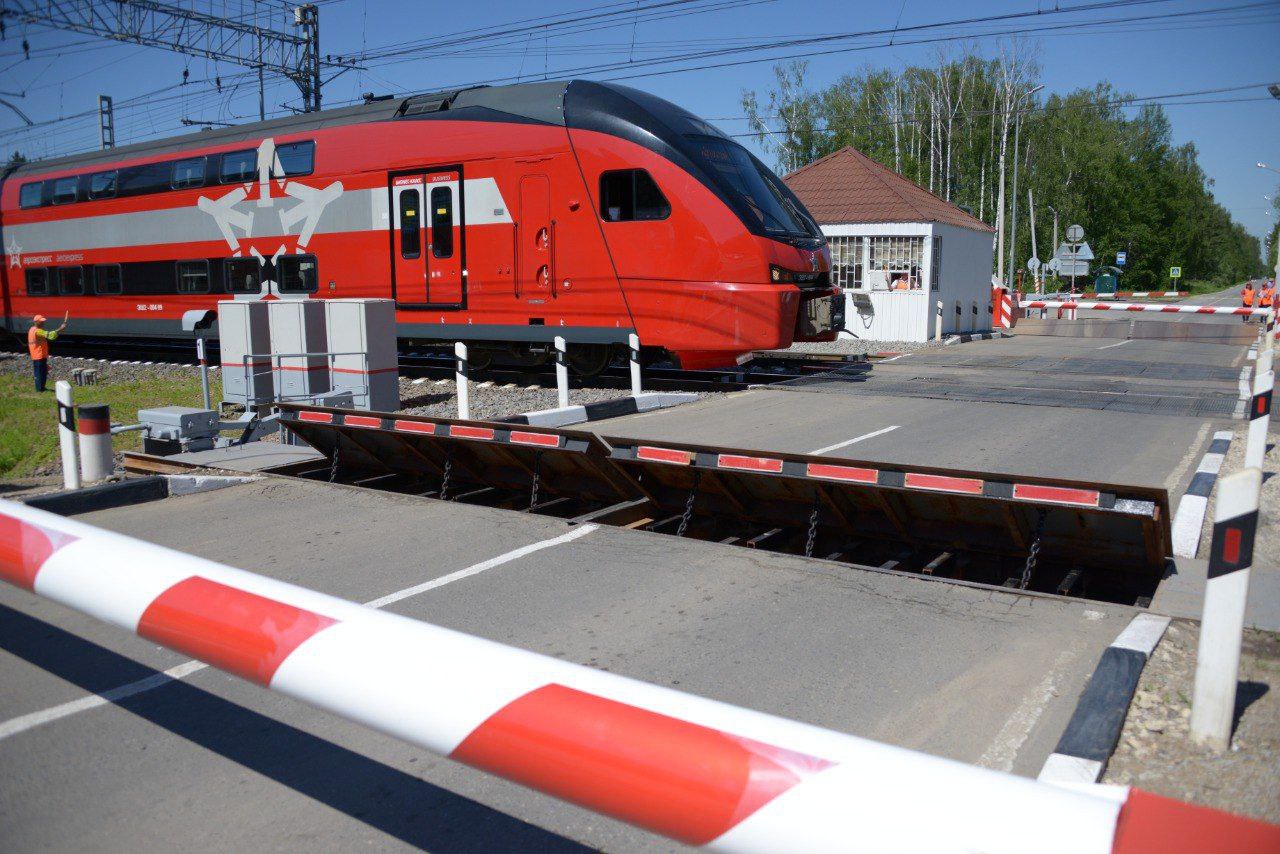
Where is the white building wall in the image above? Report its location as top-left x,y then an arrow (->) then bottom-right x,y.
932,222 -> 996,336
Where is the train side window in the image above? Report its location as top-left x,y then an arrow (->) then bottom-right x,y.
25,268 -> 50,296
51,177 -> 79,205
274,141 -> 315,177
89,170 -> 118,199
224,258 -> 262,294
399,190 -> 421,258
430,186 -> 453,258
119,162 -> 171,196
94,264 -> 123,295
172,157 -> 206,190
277,255 -> 318,294
176,260 -> 210,294
599,169 -> 670,222
19,182 -> 43,209
58,267 -> 85,295
220,149 -> 257,183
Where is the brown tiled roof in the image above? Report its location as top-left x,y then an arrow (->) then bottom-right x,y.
783,146 -> 995,232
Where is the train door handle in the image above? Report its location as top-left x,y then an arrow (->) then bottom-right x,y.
550,219 -> 557,298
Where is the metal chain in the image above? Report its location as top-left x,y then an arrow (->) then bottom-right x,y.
675,469 -> 701,537
529,451 -> 542,510
328,442 -> 341,483
1020,508 -> 1049,590
804,498 -> 820,557
439,454 -> 452,501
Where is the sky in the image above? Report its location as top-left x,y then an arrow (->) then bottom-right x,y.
2,0 -> 1277,249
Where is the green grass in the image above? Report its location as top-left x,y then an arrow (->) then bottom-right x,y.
1180,279 -> 1234,296
0,366 -> 219,479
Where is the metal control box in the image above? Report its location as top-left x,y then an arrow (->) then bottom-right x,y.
268,299 -> 331,401
324,298 -> 399,411
218,301 -> 273,406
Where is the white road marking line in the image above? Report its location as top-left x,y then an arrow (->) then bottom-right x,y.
880,353 -> 912,363
1096,340 -> 1131,350
809,425 -> 900,455
0,524 -> 599,742
976,640 -> 1085,773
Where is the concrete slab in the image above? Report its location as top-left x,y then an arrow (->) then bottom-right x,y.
167,441 -> 323,472
0,478 -> 1134,851
1151,558 -> 1280,632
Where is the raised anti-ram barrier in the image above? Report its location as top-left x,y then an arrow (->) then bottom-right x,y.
1020,300 -> 1273,317
1,499 -> 1276,851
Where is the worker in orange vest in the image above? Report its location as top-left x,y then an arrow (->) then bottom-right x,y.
1260,280 -> 1277,319
27,313 -> 67,392
1242,281 -> 1256,308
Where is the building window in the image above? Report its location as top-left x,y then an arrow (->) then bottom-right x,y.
89,170 -> 118,199
225,257 -> 262,294
25,268 -> 50,295
219,149 -> 256,183
599,169 -> 670,221
274,141 -> 314,177
51,176 -> 79,205
58,267 -> 85,295
176,260 -> 210,294
399,189 -> 421,258
19,183 -> 43,208
277,255 -> 318,293
94,264 -> 123,295
930,236 -> 941,291
867,236 -> 925,290
827,236 -> 863,290
430,186 -> 453,259
172,157 -> 206,190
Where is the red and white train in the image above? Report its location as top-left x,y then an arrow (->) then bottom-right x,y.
1,80 -> 838,371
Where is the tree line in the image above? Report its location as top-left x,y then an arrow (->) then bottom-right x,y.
742,44 -> 1265,290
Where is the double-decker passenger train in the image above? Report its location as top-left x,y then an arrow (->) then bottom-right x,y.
1,80 -> 839,371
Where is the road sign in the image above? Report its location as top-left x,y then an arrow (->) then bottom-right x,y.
1027,256 -> 1041,272
1170,266 -> 1182,279
1116,251 -> 1127,266
1066,224 -> 1085,243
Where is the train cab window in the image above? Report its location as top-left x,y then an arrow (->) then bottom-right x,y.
277,255 -> 318,294
599,169 -> 670,222
399,190 -> 421,258
429,186 -> 453,258
51,177 -> 79,205
176,260 -> 210,294
93,264 -> 123,295
224,257 -> 262,294
58,267 -> 85,295
89,170 -> 118,199
219,149 -> 257,183
19,183 -> 43,209
172,157 -> 206,190
274,141 -> 315,177
25,268 -> 50,296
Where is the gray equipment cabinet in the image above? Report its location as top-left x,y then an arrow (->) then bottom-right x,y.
324,298 -> 400,411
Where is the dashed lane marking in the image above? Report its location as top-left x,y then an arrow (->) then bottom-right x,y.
1096,340 -> 1132,350
809,425 -> 900,455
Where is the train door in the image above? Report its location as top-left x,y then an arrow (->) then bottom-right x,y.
390,166 -> 465,309
518,175 -> 552,299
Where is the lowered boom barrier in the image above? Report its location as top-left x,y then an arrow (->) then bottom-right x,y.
1,499 -> 1276,851
1020,299 -> 1273,318
274,404 -> 1171,603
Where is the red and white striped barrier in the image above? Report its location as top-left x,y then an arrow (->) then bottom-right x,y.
1,499 -> 1276,851
1083,291 -> 1187,299
1019,300 -> 1272,317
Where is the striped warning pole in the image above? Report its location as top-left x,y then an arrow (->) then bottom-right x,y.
2,499 -> 1276,851
54,381 -> 81,491
454,341 -> 470,421
1189,467 -> 1262,751
76,403 -> 113,482
554,335 -> 570,409
628,333 -> 643,397
1243,367 -> 1273,472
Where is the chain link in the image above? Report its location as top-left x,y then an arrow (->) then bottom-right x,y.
805,500 -> 820,557
439,454 -> 452,501
328,442 -> 341,483
675,469 -> 700,537
529,451 -> 542,510
1019,508 -> 1048,590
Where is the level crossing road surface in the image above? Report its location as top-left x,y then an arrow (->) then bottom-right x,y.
0,478 -> 1133,851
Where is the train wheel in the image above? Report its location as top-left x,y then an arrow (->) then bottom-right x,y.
567,344 -> 611,378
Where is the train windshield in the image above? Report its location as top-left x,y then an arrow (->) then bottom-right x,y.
683,135 -> 818,239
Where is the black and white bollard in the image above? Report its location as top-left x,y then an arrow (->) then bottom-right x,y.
935,300 -> 944,341
1244,367 -> 1273,472
1190,466 -> 1262,750
196,337 -> 212,410
55,381 -> 81,491
454,341 -> 470,420
629,333 -> 642,398
77,403 -> 113,482
554,335 -> 569,409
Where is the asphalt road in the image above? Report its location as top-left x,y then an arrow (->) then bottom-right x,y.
0,478 -> 1133,851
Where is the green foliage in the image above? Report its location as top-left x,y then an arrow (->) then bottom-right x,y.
743,49 -> 1265,288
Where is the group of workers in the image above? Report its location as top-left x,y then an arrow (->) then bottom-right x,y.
1242,279 -> 1277,319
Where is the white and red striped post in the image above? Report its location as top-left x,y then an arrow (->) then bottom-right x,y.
1190,467 -> 1262,751
54,381 -> 81,491
76,403 -> 113,482
2,500 -> 1277,851
1244,367 -> 1273,472
454,341 -> 470,420
554,335 -> 570,409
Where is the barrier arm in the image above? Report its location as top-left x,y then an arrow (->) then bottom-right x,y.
1018,299 -> 1272,317
0,500 -> 1275,853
